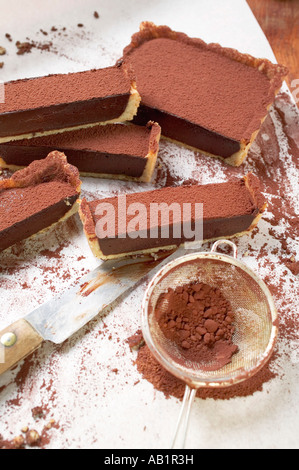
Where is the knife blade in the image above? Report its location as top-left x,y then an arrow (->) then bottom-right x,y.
0,248 -> 184,375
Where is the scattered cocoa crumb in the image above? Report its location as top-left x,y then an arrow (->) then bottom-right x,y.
0,62 -> 3,69
284,259 -> 299,276
5,33 -> 12,42
77,23 -> 84,28
13,435 -> 25,449
16,41 -> 35,55
32,406 -> 44,420
26,429 -> 41,447
15,38 -> 55,55
94,11 -> 99,19
37,41 -> 53,52
127,329 -> 144,351
40,244 -> 66,259
0,46 -> 6,55
45,419 -> 56,430
0,434 -> 13,449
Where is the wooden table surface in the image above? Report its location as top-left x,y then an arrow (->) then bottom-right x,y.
247,0 -> 299,100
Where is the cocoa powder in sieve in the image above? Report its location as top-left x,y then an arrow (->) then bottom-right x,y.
155,282 -> 238,370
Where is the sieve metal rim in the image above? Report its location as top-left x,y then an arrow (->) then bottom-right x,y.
141,242 -> 278,389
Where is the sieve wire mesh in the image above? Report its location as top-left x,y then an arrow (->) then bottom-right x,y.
143,253 -> 278,388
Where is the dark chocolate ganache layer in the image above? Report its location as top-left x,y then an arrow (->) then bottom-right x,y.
0,123 -> 161,178
121,23 -> 288,158
0,65 -> 134,140
0,183 -> 78,251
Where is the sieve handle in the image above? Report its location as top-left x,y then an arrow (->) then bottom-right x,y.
211,239 -> 238,258
171,385 -> 197,449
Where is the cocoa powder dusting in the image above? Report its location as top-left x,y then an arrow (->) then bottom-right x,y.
0,419 -> 59,449
135,343 -> 277,400
155,282 -> 238,370
4,18 -> 95,59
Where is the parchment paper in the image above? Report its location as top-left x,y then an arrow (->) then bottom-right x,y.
0,0 -> 298,449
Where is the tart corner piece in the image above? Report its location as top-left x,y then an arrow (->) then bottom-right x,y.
122,21 -> 288,166
0,151 -> 81,252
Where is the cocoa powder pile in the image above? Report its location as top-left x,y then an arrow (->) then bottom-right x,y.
135,343 -> 276,401
154,282 -> 238,370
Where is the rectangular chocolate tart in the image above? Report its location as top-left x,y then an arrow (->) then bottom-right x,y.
0,122 -> 161,183
120,22 -> 288,166
0,151 -> 81,252
79,173 -> 267,260
0,64 -> 140,143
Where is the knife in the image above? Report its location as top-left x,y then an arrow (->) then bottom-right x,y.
0,248 -> 184,375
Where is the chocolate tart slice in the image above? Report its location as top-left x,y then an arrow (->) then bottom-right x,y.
0,122 -> 161,183
120,22 -> 288,166
0,64 -> 140,143
0,151 -> 81,252
79,173 -> 267,260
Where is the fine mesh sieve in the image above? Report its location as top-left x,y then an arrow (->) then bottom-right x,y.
141,240 -> 278,448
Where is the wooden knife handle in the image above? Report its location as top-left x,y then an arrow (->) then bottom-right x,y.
0,319 -> 43,375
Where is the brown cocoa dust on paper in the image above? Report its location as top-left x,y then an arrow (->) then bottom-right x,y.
0,419 -> 59,449
135,342 -> 277,401
15,40 -> 54,55
9,20 -> 93,57
154,282 -> 238,370
131,281 -> 274,401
